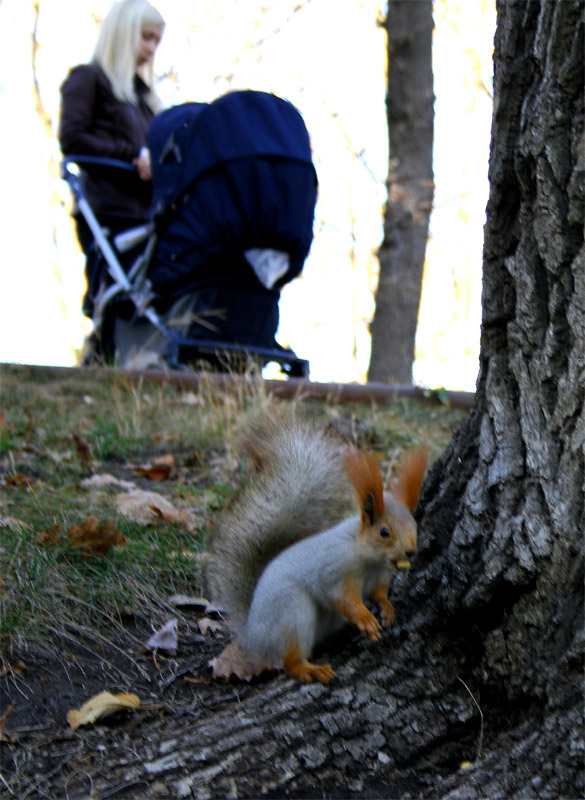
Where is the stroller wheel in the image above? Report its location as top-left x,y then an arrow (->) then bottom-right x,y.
280,358 -> 309,379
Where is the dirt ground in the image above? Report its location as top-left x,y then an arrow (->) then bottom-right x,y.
1,609 -> 261,798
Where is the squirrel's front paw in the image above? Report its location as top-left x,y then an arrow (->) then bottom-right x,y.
358,611 -> 382,641
379,599 -> 395,627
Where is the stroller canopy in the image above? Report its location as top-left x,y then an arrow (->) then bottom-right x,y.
149,91 -> 315,212
147,90 -> 318,298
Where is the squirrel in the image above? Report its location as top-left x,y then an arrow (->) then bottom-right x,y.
207,413 -> 428,684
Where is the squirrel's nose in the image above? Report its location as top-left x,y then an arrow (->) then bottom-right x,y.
405,547 -> 417,559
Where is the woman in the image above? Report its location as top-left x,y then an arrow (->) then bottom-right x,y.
59,0 -> 165,268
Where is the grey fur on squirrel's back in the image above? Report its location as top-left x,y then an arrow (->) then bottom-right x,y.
207,414 -> 355,632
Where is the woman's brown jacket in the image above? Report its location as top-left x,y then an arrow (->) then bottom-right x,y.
59,62 -> 155,221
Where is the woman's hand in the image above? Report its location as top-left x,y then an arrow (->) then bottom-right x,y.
133,147 -> 152,181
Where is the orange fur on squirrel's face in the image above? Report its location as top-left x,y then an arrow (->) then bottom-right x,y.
346,448 -> 426,573
355,491 -> 419,571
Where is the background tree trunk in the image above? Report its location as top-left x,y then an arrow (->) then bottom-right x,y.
368,0 -> 434,384
43,2 -> 583,797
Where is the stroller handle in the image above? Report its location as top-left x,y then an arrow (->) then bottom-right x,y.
62,155 -> 138,175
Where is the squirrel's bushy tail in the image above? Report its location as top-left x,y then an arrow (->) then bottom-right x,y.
207,413 -> 354,632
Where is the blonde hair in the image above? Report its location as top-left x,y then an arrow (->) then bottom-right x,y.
93,0 -> 164,111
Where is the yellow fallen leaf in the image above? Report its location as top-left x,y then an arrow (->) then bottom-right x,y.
67,691 -> 141,729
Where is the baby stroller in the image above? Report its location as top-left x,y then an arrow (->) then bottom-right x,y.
62,90 -> 318,377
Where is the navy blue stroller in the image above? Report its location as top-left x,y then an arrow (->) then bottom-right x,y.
62,90 -> 317,376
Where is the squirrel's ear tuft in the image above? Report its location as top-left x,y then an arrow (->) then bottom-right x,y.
345,450 -> 384,524
363,492 -> 377,526
392,447 -> 429,511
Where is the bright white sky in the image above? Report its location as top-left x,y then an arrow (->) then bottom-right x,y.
0,0 -> 494,390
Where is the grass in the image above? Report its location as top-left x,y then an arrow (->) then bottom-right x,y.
0,364 -> 468,671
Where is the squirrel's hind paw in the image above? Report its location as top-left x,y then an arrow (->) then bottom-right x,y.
283,647 -> 336,683
292,661 -> 337,684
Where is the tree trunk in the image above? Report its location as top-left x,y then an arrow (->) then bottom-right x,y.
42,2 -> 584,797
368,0 -> 434,384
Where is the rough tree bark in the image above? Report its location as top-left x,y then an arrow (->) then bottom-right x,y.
57,2 -> 583,797
368,0 -> 434,384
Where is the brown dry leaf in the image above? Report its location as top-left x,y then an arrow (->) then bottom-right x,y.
209,640 -> 273,682
148,503 -> 196,532
132,465 -> 172,481
67,691 -> 141,729
35,523 -> 64,546
5,473 -> 39,489
115,490 -> 196,533
36,518 -> 126,556
66,516 -> 127,557
72,433 -> 92,464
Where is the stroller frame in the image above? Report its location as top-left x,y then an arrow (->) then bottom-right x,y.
62,154 -> 310,377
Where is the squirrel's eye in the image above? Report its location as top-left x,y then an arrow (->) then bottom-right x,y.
379,527 -> 390,538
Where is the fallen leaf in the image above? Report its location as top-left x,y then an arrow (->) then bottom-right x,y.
80,474 -> 136,491
179,392 -> 203,406
168,594 -> 210,610
115,490 -> 195,532
209,640 -> 273,681
67,691 -> 141,729
132,465 -> 172,481
148,503 -> 195,532
145,619 -> 178,655
5,474 -> 38,489
36,517 -> 126,556
209,454 -> 240,473
35,524 -> 63,546
66,516 -> 126,556
153,454 -> 175,468
72,433 -> 92,464
203,602 -> 224,617
197,618 -> 225,636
